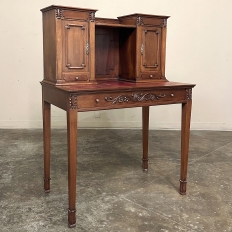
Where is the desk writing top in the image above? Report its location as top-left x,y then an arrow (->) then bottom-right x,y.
43,81 -> 195,94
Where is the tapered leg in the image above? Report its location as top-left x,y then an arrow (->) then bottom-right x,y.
43,100 -> 51,193
180,100 -> 192,195
67,109 -> 78,228
142,106 -> 149,172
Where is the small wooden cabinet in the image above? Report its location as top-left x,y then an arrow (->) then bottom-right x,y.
41,5 -> 169,85
41,6 -> 96,85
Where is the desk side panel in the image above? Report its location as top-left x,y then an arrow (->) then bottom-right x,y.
42,85 -> 68,111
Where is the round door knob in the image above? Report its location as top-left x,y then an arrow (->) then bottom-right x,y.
95,99 -> 100,103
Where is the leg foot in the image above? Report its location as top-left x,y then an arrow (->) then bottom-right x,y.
142,158 -> 149,172
68,209 -> 76,228
44,177 -> 51,193
179,179 -> 187,195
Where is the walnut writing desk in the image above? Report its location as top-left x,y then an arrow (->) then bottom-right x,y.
41,5 -> 195,228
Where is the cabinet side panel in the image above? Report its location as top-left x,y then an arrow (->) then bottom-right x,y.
42,10 -> 57,83
119,28 -> 136,80
95,27 -> 119,80
161,26 -> 167,79
89,21 -> 95,82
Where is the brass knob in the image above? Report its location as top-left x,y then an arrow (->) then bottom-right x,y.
171,93 -> 174,97
149,74 -> 153,78
95,99 -> 100,103
75,76 -> 79,80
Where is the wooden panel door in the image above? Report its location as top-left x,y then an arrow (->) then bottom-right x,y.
140,26 -> 162,79
62,20 -> 89,74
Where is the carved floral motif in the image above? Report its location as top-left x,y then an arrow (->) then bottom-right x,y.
161,19 -> 167,27
186,89 -> 192,100
69,94 -> 77,109
89,12 -> 95,22
55,9 -> 64,19
105,93 -> 166,104
136,16 -> 144,25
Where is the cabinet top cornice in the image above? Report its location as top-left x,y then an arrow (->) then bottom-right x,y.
40,5 -> 98,13
118,13 -> 169,19
40,5 -> 169,19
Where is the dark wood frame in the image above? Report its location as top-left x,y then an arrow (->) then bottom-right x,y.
40,5 -> 195,228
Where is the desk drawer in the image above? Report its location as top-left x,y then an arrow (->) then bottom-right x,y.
77,89 -> 187,110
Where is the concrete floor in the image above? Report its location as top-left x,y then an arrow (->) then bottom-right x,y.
0,129 -> 232,232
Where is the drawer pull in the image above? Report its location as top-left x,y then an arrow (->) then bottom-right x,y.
170,93 -> 174,97
95,99 -> 100,103
75,76 -> 79,80
149,75 -> 153,78
66,63 -> 86,69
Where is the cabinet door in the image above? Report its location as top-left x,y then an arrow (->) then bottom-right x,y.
63,20 -> 89,73
140,27 -> 162,79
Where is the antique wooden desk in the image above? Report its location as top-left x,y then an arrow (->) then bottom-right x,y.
41,5 -> 195,228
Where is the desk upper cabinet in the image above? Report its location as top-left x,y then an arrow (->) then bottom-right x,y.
41,6 -> 97,85
41,5 -> 169,85
118,14 -> 168,82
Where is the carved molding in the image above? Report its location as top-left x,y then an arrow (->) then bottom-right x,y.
105,93 -> 166,104
55,9 -> 64,19
136,16 -> 144,25
69,94 -> 78,109
186,89 -> 192,100
89,12 -> 95,22
161,19 -> 167,27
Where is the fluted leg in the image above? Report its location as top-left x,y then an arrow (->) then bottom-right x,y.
180,100 -> 192,195
142,106 -> 149,172
43,100 -> 51,193
67,109 -> 78,227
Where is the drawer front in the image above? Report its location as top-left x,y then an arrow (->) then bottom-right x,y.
77,89 -> 187,110
63,73 -> 89,82
141,73 -> 161,80
62,10 -> 89,21
142,17 -> 164,26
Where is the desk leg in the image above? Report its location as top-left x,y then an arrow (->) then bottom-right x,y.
43,100 -> 51,193
142,106 -> 149,172
180,100 -> 192,195
67,109 -> 78,228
